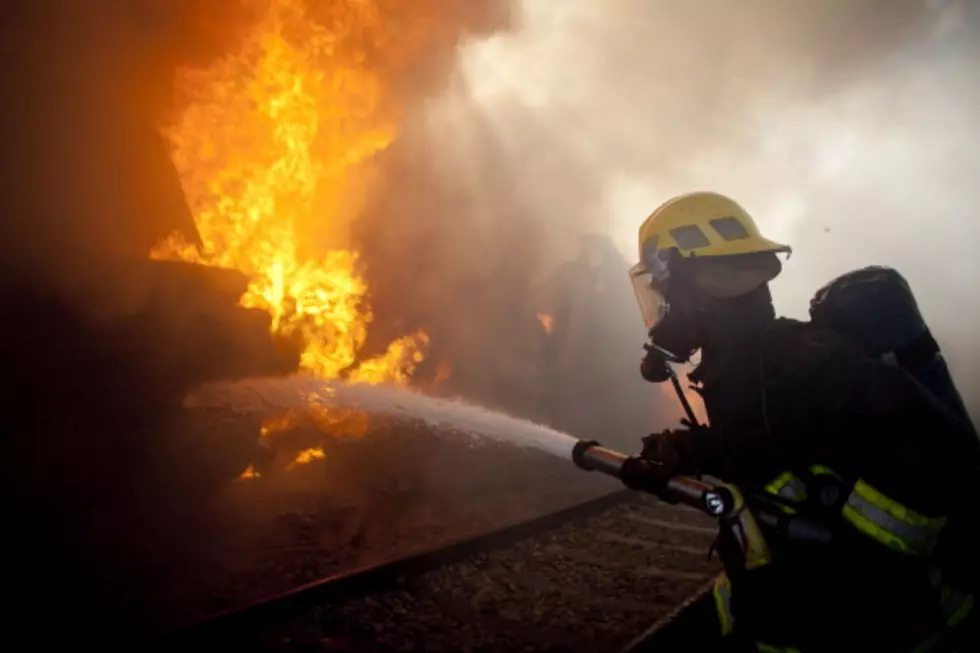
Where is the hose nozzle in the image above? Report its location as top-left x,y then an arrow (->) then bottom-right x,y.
571,439 -> 732,516
572,440 -> 628,477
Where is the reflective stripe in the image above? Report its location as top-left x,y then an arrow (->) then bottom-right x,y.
713,573 -> 734,636
911,588 -> 976,653
765,471 -> 807,502
763,465 -> 842,513
941,586 -> 974,627
715,575 -> 802,652
841,479 -> 946,556
719,483 -> 773,570
808,464 -> 840,478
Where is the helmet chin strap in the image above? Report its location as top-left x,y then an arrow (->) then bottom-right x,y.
647,343 -> 687,364
666,362 -> 702,431
644,342 -> 702,430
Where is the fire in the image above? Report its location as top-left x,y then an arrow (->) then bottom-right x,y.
258,396 -> 371,445
289,447 -> 326,467
537,313 -> 555,334
250,393 -> 372,473
151,0 -> 428,383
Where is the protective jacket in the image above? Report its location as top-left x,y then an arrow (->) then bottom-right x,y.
668,315 -> 979,652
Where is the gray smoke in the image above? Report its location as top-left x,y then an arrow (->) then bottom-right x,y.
360,0 -> 980,424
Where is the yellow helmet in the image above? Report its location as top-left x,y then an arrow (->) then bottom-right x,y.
630,192 -> 790,330
637,192 -> 789,262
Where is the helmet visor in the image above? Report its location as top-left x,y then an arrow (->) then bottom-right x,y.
629,262 -> 669,331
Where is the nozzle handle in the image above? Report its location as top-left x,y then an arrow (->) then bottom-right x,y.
572,440 -> 733,517
666,476 -> 732,516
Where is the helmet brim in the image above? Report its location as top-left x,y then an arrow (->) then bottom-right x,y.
681,236 -> 791,259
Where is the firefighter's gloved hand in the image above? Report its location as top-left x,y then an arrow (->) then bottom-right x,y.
640,429 -> 701,476
641,458 -> 681,504
641,430 -> 676,464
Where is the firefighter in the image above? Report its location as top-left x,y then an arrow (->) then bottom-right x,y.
630,191 -> 979,652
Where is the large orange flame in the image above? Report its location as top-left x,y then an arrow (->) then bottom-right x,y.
152,0 -> 427,385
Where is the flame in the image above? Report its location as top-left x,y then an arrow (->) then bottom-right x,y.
537,313 -> 554,334
304,393 -> 372,439
249,393 -> 371,475
289,447 -> 326,467
239,464 -> 261,480
152,0 -> 429,383
258,411 -> 302,446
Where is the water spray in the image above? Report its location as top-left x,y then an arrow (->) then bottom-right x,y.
198,376 -> 828,540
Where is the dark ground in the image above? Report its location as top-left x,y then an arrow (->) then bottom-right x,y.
133,420 -> 622,634
222,495 -> 721,652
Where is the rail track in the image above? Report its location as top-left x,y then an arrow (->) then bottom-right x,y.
156,490 -> 722,652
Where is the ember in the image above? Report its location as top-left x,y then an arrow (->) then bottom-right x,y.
537,312 -> 555,334
288,447 -> 326,467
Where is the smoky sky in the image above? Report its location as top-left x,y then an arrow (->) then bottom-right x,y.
357,0 -> 980,424
5,0 -> 977,431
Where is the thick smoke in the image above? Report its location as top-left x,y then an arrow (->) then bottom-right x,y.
0,3 -> 525,644
358,0 -> 980,426
0,1 -> 260,322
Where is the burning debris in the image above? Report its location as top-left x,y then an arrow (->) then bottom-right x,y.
151,0 -> 429,384
145,0 -> 516,469
251,397 -> 374,474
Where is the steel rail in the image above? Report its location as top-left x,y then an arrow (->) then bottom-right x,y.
155,489 -> 634,650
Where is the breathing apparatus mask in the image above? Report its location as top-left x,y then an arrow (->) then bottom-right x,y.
632,248 -> 784,374
629,191 -> 789,432
629,248 -> 707,431
631,249 -> 783,434
630,248 -> 702,381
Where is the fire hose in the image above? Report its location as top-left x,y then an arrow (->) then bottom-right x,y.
571,440 -> 833,546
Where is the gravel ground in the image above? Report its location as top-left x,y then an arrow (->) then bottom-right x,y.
122,420 -> 623,633
100,375 -> 703,644
248,495 -> 722,653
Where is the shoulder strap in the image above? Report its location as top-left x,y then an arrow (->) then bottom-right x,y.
756,318 -> 803,441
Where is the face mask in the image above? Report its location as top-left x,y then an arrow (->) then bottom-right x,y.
647,280 -> 703,364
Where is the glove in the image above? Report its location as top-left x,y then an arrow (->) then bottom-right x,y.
640,429 -> 703,476
621,455 -> 680,503
641,429 -> 678,464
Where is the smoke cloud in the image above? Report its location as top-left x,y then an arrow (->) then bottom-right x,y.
358,0 -> 980,426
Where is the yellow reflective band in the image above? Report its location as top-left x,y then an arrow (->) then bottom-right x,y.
852,479 -> 947,530
764,471 -> 806,502
808,464 -> 840,479
713,573 -> 734,636
764,465 -> 842,514
941,586 -> 975,627
842,479 -> 946,556
842,503 -> 923,555
910,588 -> 975,653
720,483 -> 773,570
